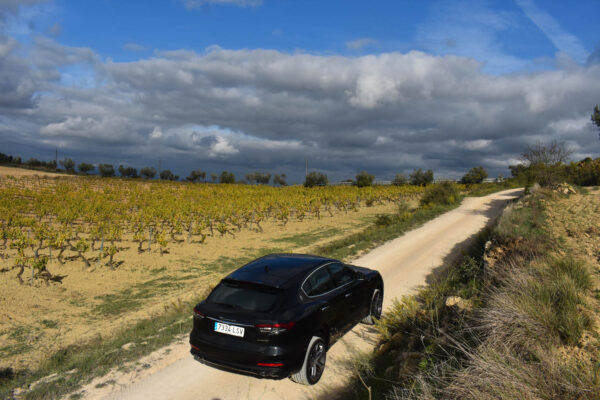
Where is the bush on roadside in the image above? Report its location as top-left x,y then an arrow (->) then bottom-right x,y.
375,214 -> 394,226
420,181 -> 461,206
347,189 -> 600,400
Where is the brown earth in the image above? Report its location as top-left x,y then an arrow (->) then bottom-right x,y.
545,187 -> 600,364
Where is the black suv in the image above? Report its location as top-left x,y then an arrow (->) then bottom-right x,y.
190,253 -> 383,385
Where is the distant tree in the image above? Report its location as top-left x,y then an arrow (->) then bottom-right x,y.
355,171 -> 375,187
219,171 -> 235,184
118,165 -> 138,178
140,166 -> 157,179
59,157 -> 75,172
409,168 -> 434,186
0,153 -> 12,163
14,156 -> 21,164
304,171 -> 328,187
273,174 -> 287,186
245,172 -> 271,184
522,140 -> 572,166
210,173 -> 218,183
592,104 -> 600,140
509,164 -> 528,178
26,158 -> 42,167
98,163 -> 115,177
160,169 -> 178,181
256,172 -> 271,184
461,166 -> 488,184
78,162 -> 95,175
519,140 -> 573,186
245,173 -> 256,184
392,173 -> 407,186
186,169 -> 206,182
47,160 -> 57,169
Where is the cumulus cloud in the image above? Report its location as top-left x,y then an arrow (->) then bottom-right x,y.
208,136 -> 238,157
0,12 -> 599,182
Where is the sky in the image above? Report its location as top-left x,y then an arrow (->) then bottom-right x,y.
0,0 -> 599,183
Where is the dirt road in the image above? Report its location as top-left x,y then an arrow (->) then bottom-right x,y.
79,188 -> 521,400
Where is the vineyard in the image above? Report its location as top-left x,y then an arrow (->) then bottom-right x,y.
0,174 -> 424,285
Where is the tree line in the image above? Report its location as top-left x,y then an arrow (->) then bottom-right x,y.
0,153 -> 291,185
0,151 -> 495,187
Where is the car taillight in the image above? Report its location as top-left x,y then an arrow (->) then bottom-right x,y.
257,362 -> 284,367
255,322 -> 295,335
193,307 -> 205,319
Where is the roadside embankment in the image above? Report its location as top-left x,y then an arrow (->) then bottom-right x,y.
342,186 -> 600,400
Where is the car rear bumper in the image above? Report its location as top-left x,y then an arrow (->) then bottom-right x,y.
189,331 -> 302,379
190,348 -> 291,379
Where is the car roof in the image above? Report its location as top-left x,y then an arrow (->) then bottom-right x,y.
225,253 -> 336,289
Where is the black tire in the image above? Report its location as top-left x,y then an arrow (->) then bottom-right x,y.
361,288 -> 383,325
289,335 -> 327,385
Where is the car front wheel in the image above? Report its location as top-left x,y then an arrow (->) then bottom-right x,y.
361,288 -> 383,325
289,335 -> 326,385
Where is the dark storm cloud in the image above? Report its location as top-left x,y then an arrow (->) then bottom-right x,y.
1,30 -> 600,182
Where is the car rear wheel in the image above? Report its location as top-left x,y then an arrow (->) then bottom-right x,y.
361,288 -> 383,325
289,335 -> 326,385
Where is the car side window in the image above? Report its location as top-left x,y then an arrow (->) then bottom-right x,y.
327,263 -> 355,288
302,267 -> 335,297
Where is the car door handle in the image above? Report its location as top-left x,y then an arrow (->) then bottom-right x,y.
345,292 -> 352,298
321,305 -> 330,311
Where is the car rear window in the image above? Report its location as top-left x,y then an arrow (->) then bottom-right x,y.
206,280 -> 281,313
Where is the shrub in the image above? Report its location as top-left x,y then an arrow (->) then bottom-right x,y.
59,158 -> 75,172
356,171 -> 375,187
392,173 -> 407,186
98,164 -> 115,177
410,169 -> 434,186
273,174 -> 287,186
118,165 -> 138,178
219,171 -> 235,184
461,166 -> 488,184
304,171 -> 328,187
77,163 -> 94,174
186,169 -> 206,182
419,181 -> 461,206
375,214 -> 393,226
140,167 -> 157,179
160,169 -> 179,181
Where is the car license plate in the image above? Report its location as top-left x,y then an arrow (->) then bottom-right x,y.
214,322 -> 245,337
